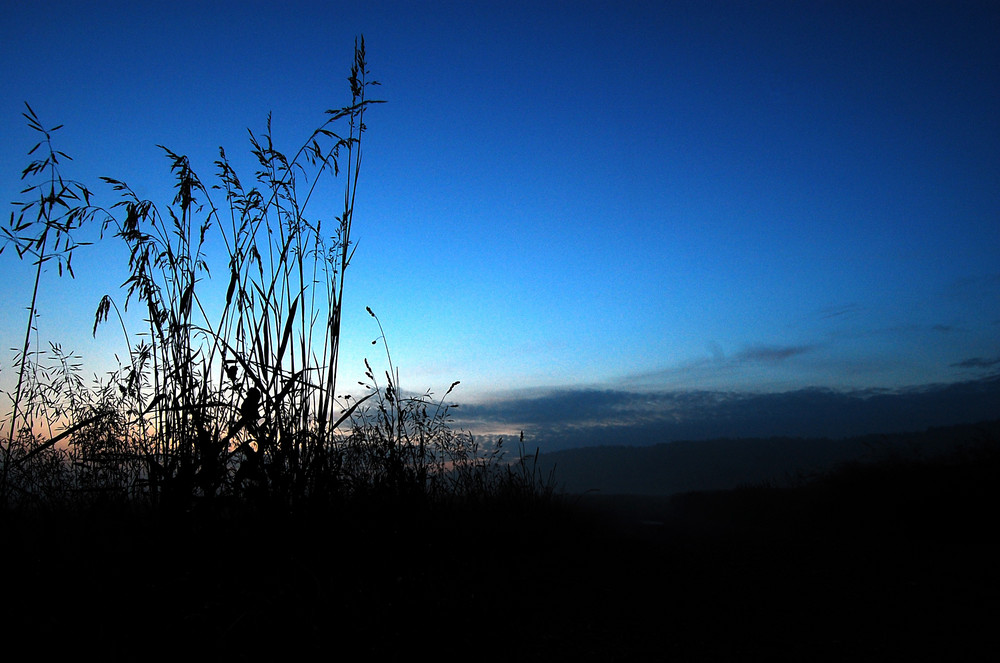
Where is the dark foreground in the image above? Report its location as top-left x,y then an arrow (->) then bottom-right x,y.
3,446 -> 997,662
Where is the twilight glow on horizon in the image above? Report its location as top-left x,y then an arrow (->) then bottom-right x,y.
2,1 -> 998,445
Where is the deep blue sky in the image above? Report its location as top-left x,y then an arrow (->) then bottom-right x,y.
2,1 -> 998,444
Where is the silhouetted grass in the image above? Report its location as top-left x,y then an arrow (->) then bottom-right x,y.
0,37 -> 562,659
1,37 -> 554,517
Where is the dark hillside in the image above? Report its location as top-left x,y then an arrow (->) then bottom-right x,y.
538,419 -> 1000,495
2,428 -> 997,661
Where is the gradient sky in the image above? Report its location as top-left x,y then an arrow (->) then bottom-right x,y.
2,1 -> 999,440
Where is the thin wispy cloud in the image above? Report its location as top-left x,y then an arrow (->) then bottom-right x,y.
951,356 -> 1000,370
732,344 -> 815,362
616,341 -> 820,392
818,303 -> 865,320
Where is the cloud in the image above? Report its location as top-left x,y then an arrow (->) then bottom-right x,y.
732,344 -> 815,362
951,356 -> 1000,369
613,342 -> 820,393
817,303 -> 865,319
460,388 -> 638,426
456,374 -> 1000,452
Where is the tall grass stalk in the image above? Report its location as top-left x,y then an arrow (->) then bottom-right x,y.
1,103 -> 102,504
1,39 -> 383,508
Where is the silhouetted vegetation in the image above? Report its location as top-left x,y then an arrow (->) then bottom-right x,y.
1,38 -> 554,516
0,40 -> 561,658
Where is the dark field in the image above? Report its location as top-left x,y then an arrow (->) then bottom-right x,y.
3,438 -> 997,662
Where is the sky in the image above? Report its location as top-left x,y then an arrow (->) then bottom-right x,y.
2,1 -> 998,448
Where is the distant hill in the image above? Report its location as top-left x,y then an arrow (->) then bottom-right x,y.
537,419 -> 1000,496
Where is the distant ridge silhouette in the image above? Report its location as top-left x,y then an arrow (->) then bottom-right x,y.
538,419 -> 1000,495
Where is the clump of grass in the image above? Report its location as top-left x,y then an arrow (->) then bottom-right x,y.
0,37 -> 555,516
328,305 -> 556,508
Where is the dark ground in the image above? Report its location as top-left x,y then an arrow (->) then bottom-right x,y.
2,445 -> 997,661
